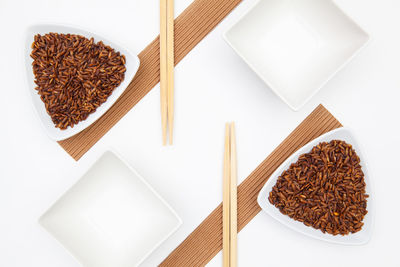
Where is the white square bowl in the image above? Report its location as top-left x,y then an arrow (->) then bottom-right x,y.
257,128 -> 373,245
224,0 -> 369,110
25,24 -> 140,140
39,151 -> 182,267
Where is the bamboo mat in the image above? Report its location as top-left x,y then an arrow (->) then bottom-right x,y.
58,0 -> 244,160
160,105 -> 342,266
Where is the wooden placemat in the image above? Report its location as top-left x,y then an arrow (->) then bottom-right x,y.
58,0 -> 244,160
160,105 -> 342,266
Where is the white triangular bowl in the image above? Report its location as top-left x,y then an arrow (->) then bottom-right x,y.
25,24 -> 140,141
257,127 -> 373,245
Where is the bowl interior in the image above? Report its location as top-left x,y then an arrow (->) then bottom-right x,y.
39,150 -> 182,267
224,0 -> 369,110
25,24 -> 140,140
257,128 -> 373,245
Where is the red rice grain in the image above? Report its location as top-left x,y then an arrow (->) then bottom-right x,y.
31,33 -> 126,129
268,140 -> 368,235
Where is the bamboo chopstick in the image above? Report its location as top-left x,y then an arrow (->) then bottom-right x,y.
229,123 -> 237,267
223,122 -> 237,267
223,123 -> 231,267
160,0 -> 174,145
160,0 -> 168,145
167,0 -> 174,145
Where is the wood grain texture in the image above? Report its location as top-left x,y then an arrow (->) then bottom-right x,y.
58,0 -> 244,160
159,105 -> 342,267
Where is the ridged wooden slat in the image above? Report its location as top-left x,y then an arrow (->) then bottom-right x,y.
160,105 -> 342,267
58,0 -> 244,160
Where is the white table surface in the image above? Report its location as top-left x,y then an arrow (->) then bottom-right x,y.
1,0 -> 399,266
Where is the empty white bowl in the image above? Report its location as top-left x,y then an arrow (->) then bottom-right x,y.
39,150 -> 182,267
224,0 -> 369,110
25,24 -> 140,140
257,128 -> 373,245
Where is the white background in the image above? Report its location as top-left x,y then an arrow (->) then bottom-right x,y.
1,0 -> 399,266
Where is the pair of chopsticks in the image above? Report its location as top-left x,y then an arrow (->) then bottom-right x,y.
160,0 -> 174,145
223,122 -> 237,267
